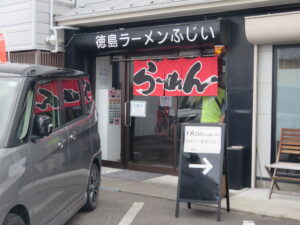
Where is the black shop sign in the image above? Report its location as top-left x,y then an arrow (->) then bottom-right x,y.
72,20 -> 227,53
175,123 -> 230,221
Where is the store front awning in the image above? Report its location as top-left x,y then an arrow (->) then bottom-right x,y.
56,0 -> 300,27
71,20 -> 227,55
245,11 -> 300,45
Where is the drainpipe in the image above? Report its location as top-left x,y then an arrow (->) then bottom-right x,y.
47,0 -> 78,53
251,44 -> 258,188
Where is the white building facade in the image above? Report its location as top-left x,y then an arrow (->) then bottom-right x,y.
0,0 -> 76,66
55,0 -> 300,190
1,0 -> 300,190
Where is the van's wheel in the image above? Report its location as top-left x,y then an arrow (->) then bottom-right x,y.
82,163 -> 100,211
3,213 -> 25,225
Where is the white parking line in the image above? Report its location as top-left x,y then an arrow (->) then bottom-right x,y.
243,221 -> 255,225
118,202 -> 144,225
100,185 -> 121,192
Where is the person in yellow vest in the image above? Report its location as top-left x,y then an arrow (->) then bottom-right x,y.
200,87 -> 225,123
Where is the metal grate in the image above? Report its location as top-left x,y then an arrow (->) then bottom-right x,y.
40,51 -> 64,67
8,50 -> 64,67
9,51 -> 35,64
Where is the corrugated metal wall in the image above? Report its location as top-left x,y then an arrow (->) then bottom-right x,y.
9,50 -> 64,67
9,51 -> 35,64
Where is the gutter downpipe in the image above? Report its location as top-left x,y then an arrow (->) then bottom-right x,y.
49,0 -> 78,53
251,44 -> 258,188
49,0 -> 56,52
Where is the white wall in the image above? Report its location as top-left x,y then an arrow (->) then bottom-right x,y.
0,0 -> 73,52
96,56 -> 121,161
0,0 -> 33,51
36,0 -> 73,52
256,45 -> 273,178
76,0 -> 106,5
36,0 -> 51,51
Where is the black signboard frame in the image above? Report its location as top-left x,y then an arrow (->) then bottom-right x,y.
175,123 -> 230,221
72,20 -> 228,55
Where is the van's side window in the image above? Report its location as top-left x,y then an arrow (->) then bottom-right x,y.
83,76 -> 93,114
15,85 -> 34,144
34,80 -> 61,129
62,79 -> 84,123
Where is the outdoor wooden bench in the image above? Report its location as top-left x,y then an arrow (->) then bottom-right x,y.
265,128 -> 300,199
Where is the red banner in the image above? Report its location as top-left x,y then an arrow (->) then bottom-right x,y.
34,80 -> 83,114
133,57 -> 218,96
133,59 -> 165,96
0,34 -> 7,63
34,80 -> 60,114
62,80 -> 81,108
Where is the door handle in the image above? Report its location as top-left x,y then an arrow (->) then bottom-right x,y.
69,132 -> 77,141
173,115 -> 178,124
57,139 -> 66,149
124,101 -> 131,127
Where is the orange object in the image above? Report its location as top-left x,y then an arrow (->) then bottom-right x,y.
0,34 -> 7,63
214,45 -> 226,56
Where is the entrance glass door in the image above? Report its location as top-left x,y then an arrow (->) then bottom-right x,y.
123,51 -> 223,173
127,95 -> 177,169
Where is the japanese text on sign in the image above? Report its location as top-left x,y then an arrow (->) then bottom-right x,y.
130,100 -> 147,117
73,20 -> 225,53
133,57 -> 218,96
95,24 -> 216,50
184,126 -> 221,154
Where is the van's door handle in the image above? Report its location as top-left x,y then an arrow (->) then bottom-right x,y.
57,139 -> 66,149
69,133 -> 77,141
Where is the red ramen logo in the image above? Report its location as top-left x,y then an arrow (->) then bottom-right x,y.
133,57 -> 218,96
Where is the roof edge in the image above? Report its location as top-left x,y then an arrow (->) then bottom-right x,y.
56,0 -> 300,27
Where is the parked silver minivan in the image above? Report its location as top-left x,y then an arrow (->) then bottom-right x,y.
0,63 -> 101,225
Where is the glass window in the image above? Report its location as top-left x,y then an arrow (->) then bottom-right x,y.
34,80 -> 61,129
62,79 -> 84,123
83,76 -> 93,114
177,87 -> 225,124
178,96 -> 201,123
275,46 -> 300,164
0,77 -> 21,142
15,85 -> 34,144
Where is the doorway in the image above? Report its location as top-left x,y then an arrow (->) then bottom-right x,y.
98,49 -> 225,174
126,95 -> 178,172
122,51 -> 221,174
123,58 -> 179,174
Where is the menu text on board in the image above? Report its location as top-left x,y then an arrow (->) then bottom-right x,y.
184,126 -> 221,154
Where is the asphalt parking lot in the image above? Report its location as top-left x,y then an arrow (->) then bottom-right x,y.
65,189 -> 300,225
